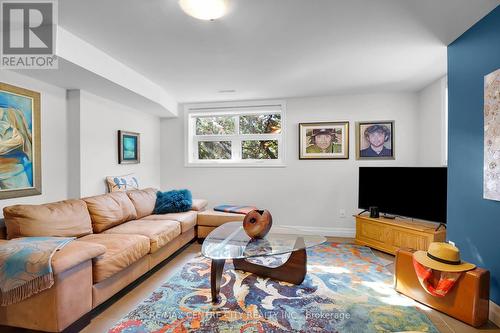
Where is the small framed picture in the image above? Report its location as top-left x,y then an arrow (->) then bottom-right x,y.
356,121 -> 394,160
118,130 -> 140,164
299,122 -> 349,159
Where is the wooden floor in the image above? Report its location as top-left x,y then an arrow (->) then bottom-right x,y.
3,237 -> 499,333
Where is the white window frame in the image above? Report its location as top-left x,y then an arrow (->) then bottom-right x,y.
184,100 -> 286,167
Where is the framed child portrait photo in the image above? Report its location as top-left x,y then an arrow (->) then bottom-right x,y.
356,121 -> 394,160
299,122 -> 349,159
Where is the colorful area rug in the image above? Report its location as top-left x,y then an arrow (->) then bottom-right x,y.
109,243 -> 438,333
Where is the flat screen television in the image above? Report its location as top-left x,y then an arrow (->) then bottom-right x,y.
358,167 -> 447,223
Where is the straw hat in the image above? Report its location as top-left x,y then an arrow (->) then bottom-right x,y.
413,242 -> 476,272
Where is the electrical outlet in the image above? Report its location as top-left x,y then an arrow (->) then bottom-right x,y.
339,209 -> 346,218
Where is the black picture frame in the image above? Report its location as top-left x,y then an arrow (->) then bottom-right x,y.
355,121 -> 395,160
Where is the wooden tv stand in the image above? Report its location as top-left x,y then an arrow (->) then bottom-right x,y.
354,214 -> 446,255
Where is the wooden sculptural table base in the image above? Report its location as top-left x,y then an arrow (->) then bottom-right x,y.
210,237 -> 307,303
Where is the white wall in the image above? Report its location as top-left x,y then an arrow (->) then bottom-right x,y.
78,90 -> 161,197
417,76 -> 447,166
1,72 -> 162,218
67,90 -> 81,199
0,70 -> 68,215
0,69 -> 442,233
160,93 -> 419,235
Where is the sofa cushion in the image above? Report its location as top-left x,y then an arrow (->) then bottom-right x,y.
126,188 -> 157,219
3,200 -> 93,240
191,199 -> 208,212
83,192 -> 138,233
196,209 -> 245,227
141,211 -> 197,233
102,219 -> 181,253
78,234 -> 150,283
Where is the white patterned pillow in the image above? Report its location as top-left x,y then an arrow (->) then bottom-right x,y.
106,173 -> 139,192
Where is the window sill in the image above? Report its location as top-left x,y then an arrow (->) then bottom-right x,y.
185,162 -> 287,168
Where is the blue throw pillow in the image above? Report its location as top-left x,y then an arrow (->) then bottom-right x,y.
153,189 -> 192,214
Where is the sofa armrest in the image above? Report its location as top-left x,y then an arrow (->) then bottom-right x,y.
191,199 -> 208,211
51,240 -> 106,274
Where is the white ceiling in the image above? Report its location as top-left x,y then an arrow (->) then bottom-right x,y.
59,0 -> 499,103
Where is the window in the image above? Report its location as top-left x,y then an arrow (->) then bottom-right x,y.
185,101 -> 285,166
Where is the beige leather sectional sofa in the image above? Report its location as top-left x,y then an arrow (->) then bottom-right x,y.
0,188 -> 216,332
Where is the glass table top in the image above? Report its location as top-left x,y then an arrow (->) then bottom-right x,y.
201,222 -> 326,260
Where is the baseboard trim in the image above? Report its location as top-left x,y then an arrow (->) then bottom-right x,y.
280,225 -> 356,238
490,300 -> 500,327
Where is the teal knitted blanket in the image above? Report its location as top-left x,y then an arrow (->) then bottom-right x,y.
0,237 -> 73,305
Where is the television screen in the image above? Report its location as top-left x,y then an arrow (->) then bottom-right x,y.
358,167 -> 447,223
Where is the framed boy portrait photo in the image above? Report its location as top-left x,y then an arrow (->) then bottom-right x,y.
299,122 -> 349,159
356,121 -> 394,160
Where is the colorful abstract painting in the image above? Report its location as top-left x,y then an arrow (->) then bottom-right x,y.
0,83 -> 41,199
118,130 -> 140,164
109,243 -> 438,333
484,69 -> 500,201
123,136 -> 137,159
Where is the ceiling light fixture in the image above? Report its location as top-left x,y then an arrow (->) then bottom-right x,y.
179,0 -> 229,21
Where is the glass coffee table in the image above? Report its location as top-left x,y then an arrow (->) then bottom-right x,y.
202,221 -> 326,302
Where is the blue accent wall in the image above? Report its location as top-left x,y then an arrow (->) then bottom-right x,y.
448,5 -> 500,304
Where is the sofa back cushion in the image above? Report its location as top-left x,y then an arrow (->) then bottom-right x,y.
3,199 -> 93,239
126,188 -> 157,219
83,192 -> 138,233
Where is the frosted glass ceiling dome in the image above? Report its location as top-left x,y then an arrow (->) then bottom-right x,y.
179,0 -> 230,21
